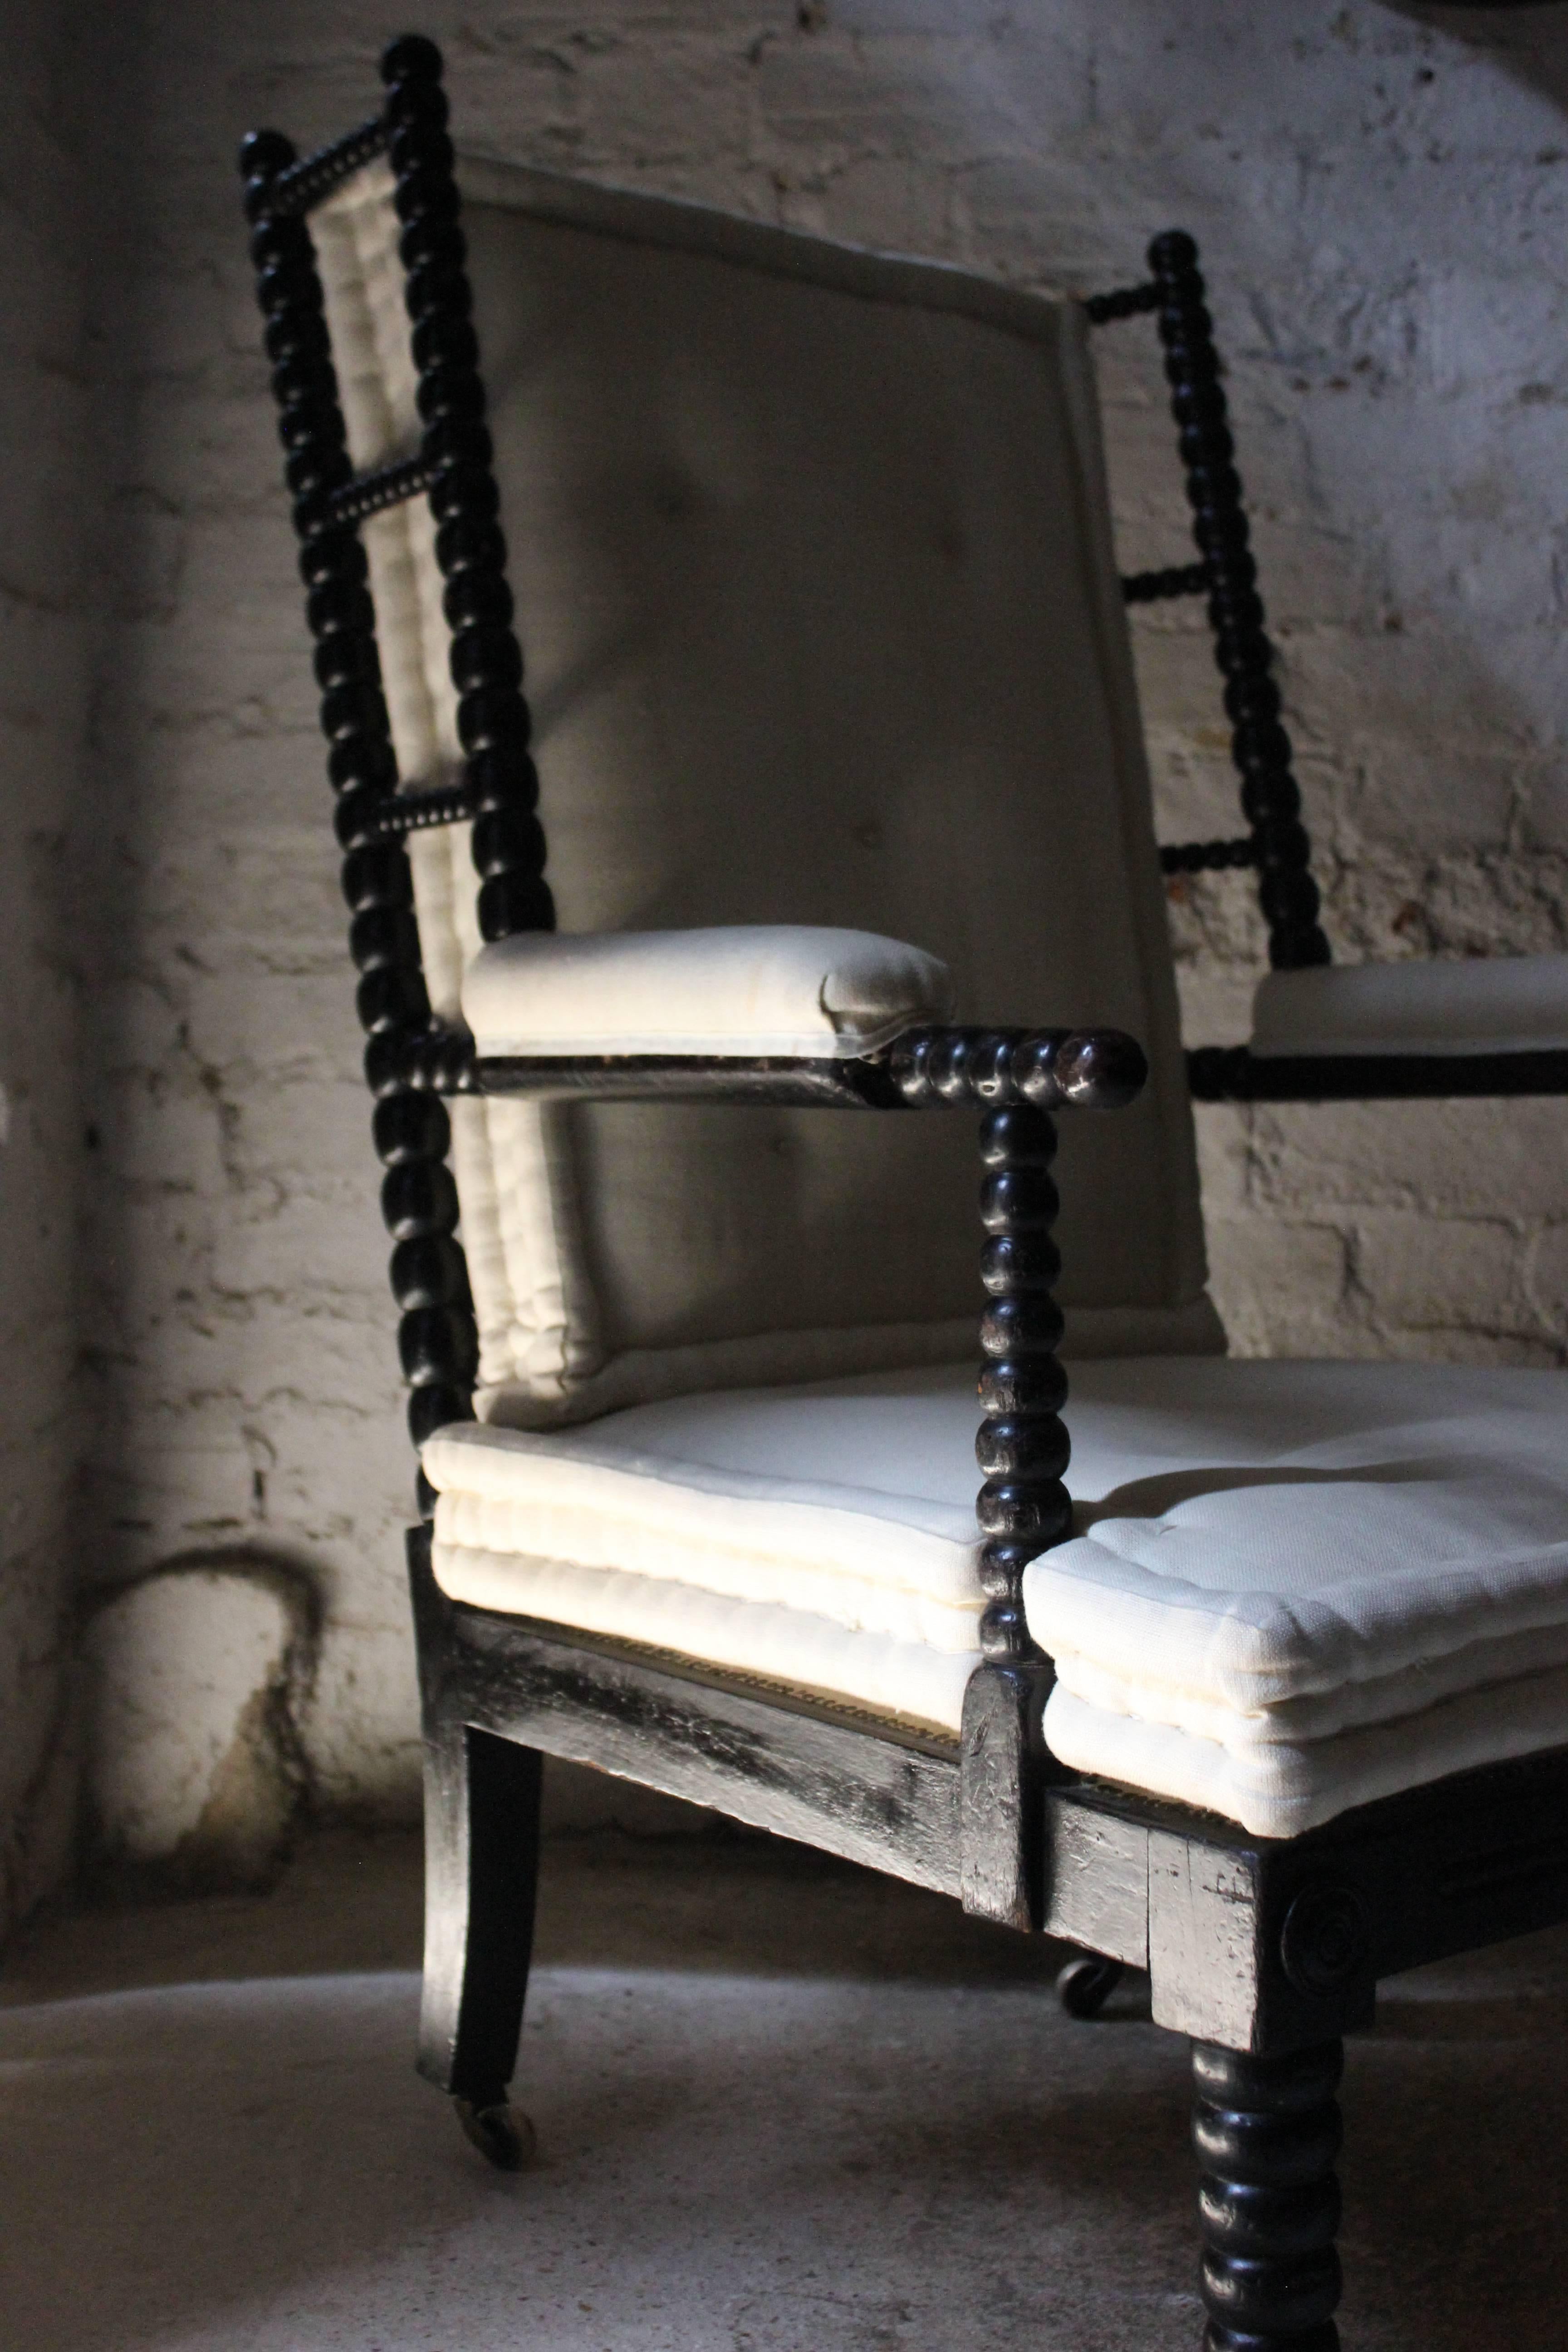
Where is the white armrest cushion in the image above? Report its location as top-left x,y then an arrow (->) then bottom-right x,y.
1251,952 -> 1568,1059
462,924 -> 956,1060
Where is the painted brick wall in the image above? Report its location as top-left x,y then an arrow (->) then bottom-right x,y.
59,0 -> 1568,1839
0,3 -> 96,1936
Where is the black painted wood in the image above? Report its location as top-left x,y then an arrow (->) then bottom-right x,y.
965,1100 -> 1085,1943
406,1525 -> 966,1895
1041,1742 -> 1568,2053
360,776 -> 479,837
959,1659 -> 1057,1931
973,1105 -> 1069,1668
1055,1953 -> 1125,2018
329,452 -> 441,526
1090,236 -> 1329,970
1162,837 -> 1257,876
411,1539 -> 543,2162
1123,560 -> 1210,603
1193,2039 -> 1344,2352
1187,1043 -> 1568,1102
1148,232 -> 1330,972
377,34 -> 557,958
475,1027 -> 1149,1111
263,116 -> 387,216
1084,278 -> 1160,323
367,1018 -> 481,1098
239,113 -> 482,1486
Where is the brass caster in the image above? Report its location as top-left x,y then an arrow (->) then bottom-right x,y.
453,2094 -> 536,2171
1056,1953 -> 1124,2020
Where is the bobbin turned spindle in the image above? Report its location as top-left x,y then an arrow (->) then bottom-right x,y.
1147,231 -> 1328,973
1192,2038 -> 1344,2352
239,67 -> 485,1503
975,1102 -> 1071,1667
378,34 -> 555,951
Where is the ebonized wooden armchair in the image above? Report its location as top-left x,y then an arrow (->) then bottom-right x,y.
241,39 -> 1568,2352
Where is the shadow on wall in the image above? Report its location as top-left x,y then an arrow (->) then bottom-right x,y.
1099,0 -> 1568,923
80,1550 -> 321,1897
1389,3 -> 1568,84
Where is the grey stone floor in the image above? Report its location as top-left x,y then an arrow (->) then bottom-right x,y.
1,1794 -> 1564,2350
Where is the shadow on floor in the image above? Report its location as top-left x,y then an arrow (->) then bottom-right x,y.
0,1817 -> 1563,2350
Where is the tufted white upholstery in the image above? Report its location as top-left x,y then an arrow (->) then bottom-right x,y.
311,155 -> 1218,1430
1251,952 -> 1568,1059
423,1356 -> 1568,1831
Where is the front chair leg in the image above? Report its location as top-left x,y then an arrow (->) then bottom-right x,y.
418,1715 -> 544,2170
1191,2037 -> 1344,2352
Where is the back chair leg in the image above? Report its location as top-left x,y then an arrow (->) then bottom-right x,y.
1191,2037 -> 1344,2351
418,1718 -> 544,2170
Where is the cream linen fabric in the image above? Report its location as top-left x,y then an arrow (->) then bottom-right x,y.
311,171 -> 599,1406
463,925 -> 954,1058
1022,1356 -> 1568,1835
1251,953 -> 1568,1058
426,1356 -> 1568,1803
310,156 -> 1218,1427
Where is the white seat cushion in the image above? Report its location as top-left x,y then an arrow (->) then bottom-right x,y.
425,1363 -> 990,1733
462,924 -> 954,1060
1023,1357 -> 1568,1836
424,1357 -> 1568,1823
1251,953 -> 1568,1058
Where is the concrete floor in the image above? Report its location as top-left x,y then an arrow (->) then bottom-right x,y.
1,1799 -> 1564,2350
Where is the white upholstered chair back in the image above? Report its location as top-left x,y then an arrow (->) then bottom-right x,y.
312,159 -> 1220,1429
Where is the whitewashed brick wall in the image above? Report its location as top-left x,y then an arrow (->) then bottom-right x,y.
32,1 -> 1568,1865
0,3 -> 93,1936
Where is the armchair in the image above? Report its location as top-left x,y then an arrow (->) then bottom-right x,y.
241,39 -> 1568,2351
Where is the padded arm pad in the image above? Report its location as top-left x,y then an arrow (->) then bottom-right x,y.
1251,952 -> 1568,1059
462,925 -> 956,1060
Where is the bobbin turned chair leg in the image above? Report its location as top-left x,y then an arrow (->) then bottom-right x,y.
1191,2038 -> 1344,2352
418,1714 -> 544,2171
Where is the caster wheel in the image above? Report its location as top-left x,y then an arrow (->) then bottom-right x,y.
1056,1953 -> 1124,2020
453,2095 -> 536,2171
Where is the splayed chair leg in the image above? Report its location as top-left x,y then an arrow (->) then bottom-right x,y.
418,1713 -> 544,2171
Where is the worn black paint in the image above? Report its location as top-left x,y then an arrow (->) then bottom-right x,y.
475,1025 -> 1149,1111
1188,1044 -> 1568,1102
1193,2039 -> 1344,2352
239,108 -> 480,1477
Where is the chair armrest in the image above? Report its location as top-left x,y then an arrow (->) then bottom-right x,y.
1253,953 -> 1568,1059
461,925 -> 955,1062
1190,953 -> 1568,1102
1188,1045 -> 1568,1103
448,926 -> 1147,1110
474,1024 -> 1148,1111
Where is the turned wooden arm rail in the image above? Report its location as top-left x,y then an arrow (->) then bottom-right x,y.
1187,1041 -> 1568,1102
365,1019 -> 1149,1112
